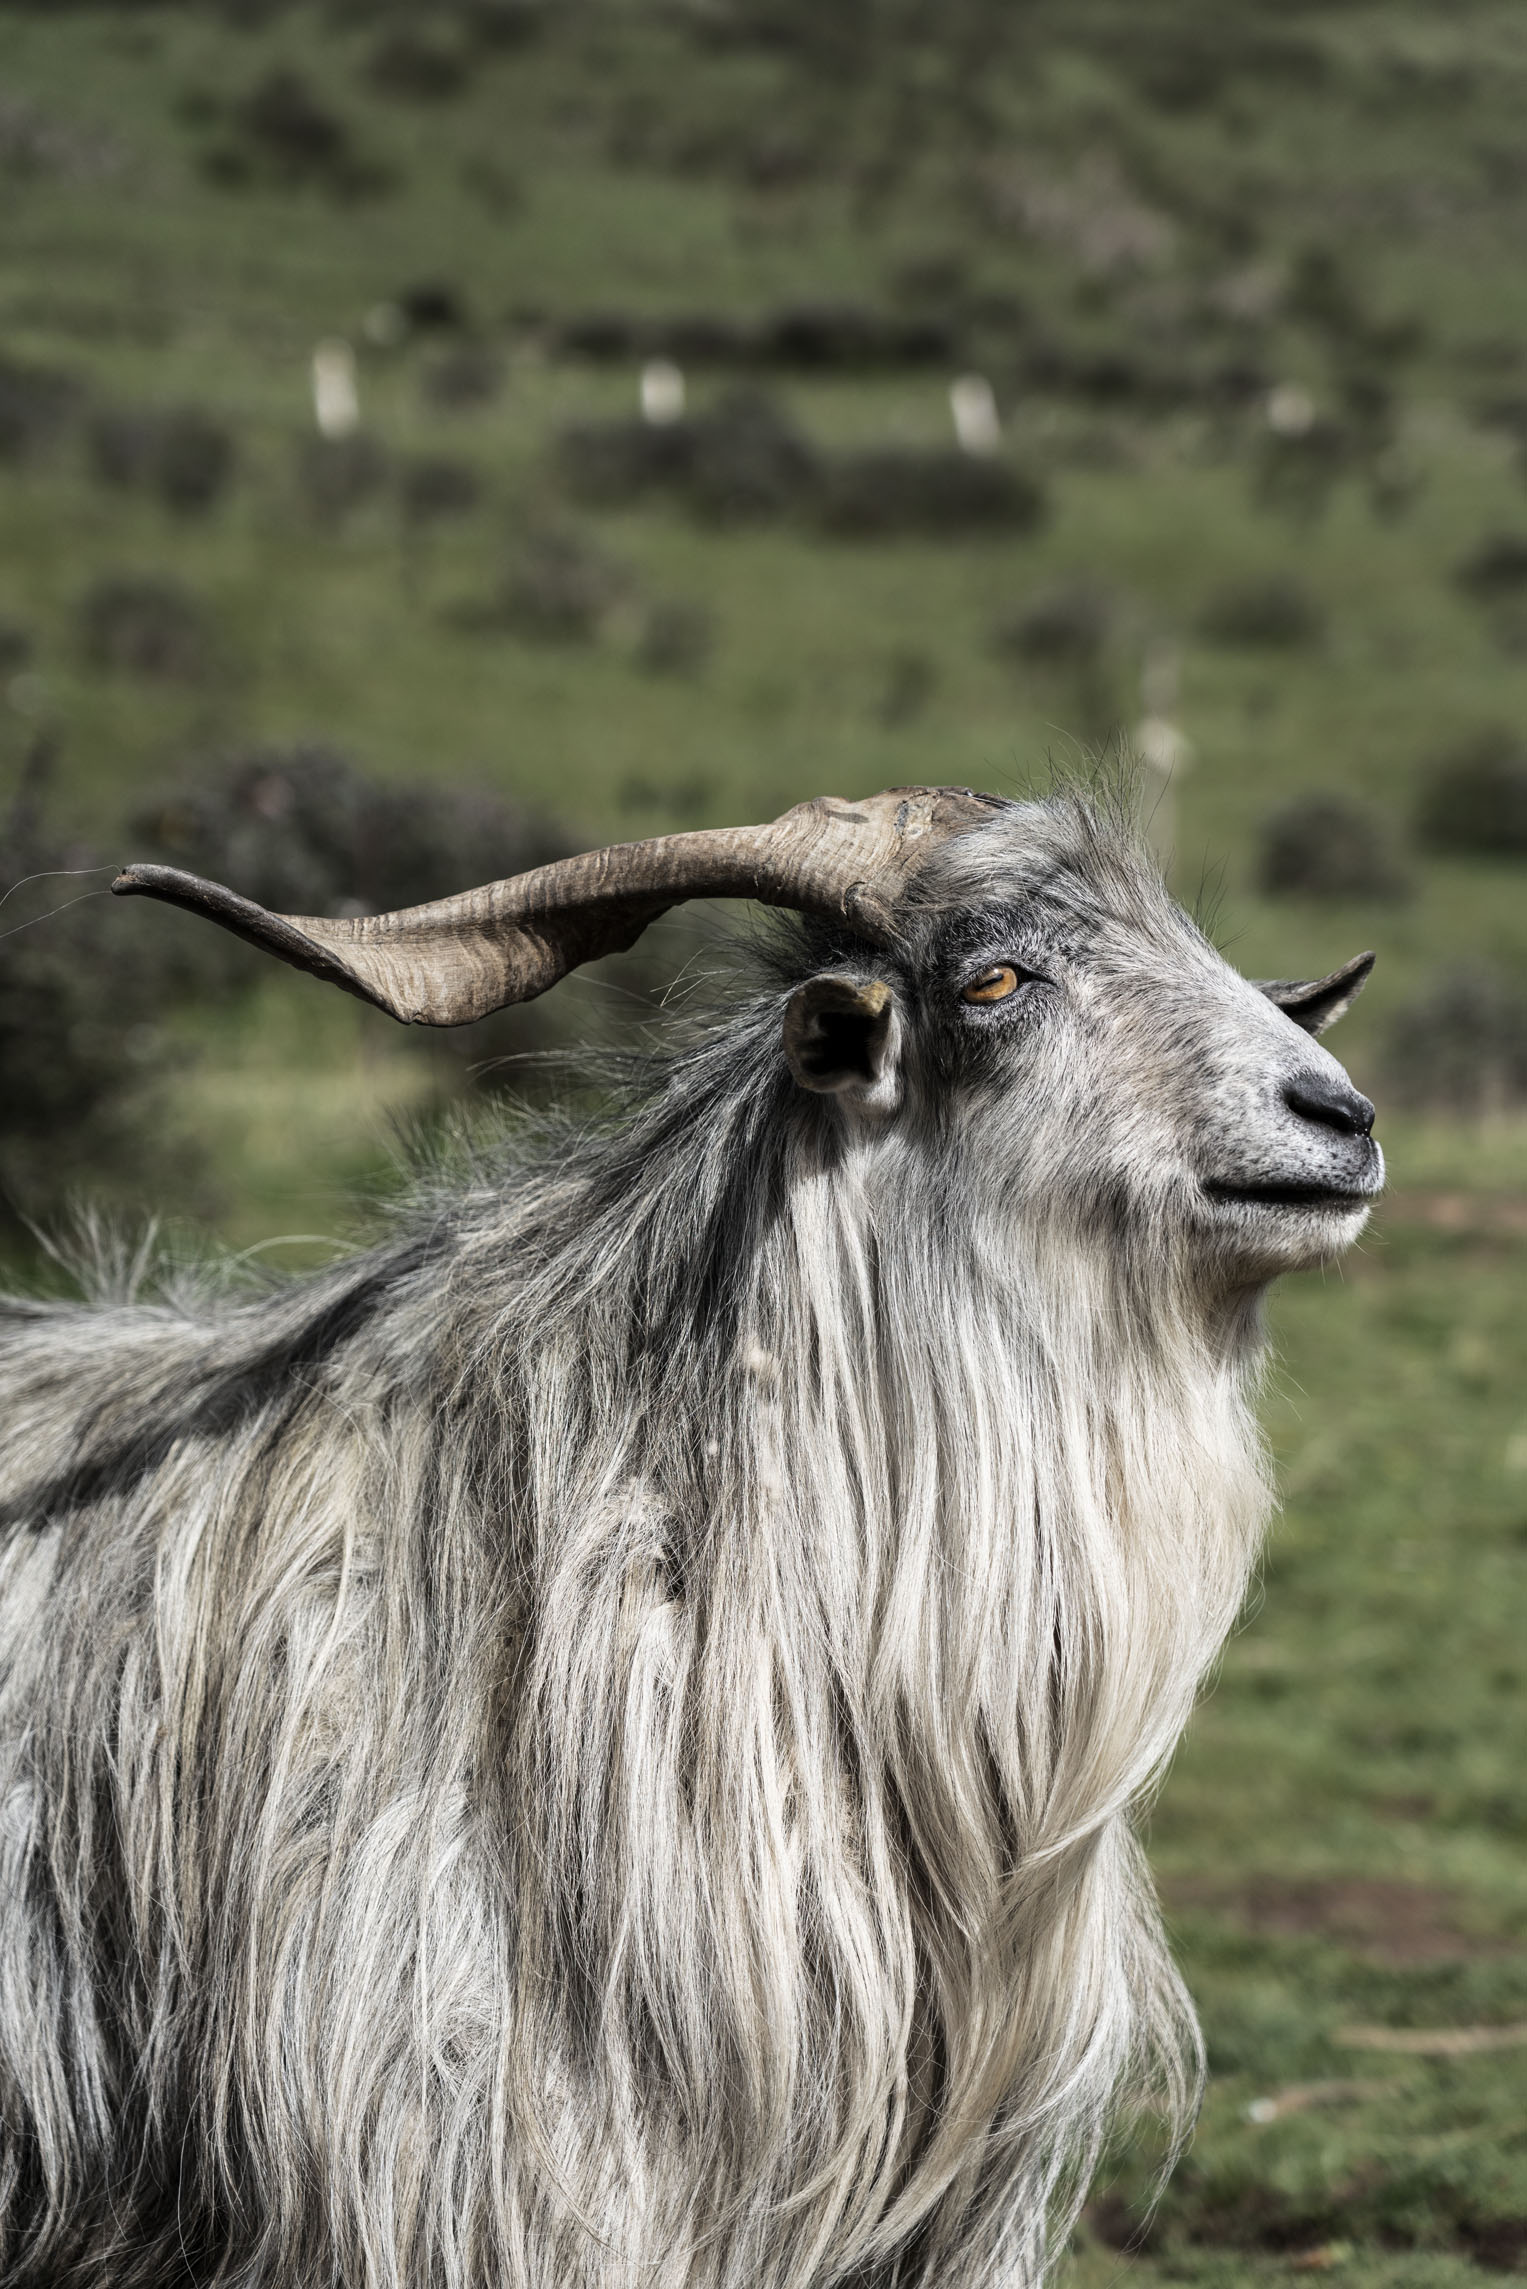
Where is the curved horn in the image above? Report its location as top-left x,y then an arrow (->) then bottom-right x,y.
112,787 -> 1003,1026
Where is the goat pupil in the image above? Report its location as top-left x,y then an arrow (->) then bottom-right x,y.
963,966 -> 1019,1004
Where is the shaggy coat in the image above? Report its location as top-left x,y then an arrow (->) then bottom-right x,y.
0,800 -> 1378,2286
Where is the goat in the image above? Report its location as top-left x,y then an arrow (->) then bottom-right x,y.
0,786 -> 1380,2286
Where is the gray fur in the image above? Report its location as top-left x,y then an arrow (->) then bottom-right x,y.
0,796 -> 1380,2286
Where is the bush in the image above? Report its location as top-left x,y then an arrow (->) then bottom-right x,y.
399,455 -> 482,526
397,280 -> 470,332
1415,728 -> 1527,855
490,528 -> 626,642
689,391 -> 820,521
127,743 -> 657,1101
366,28 -> 469,99
458,0 -> 545,46
818,449 -> 1044,538
1199,574 -> 1324,648
558,390 -> 819,522
203,67 -> 392,198
87,404 -> 236,515
0,621 -> 33,673
1384,966 -> 1527,1115
132,745 -> 570,927
557,413 -> 701,508
1453,533 -> 1527,601
558,394 -> 1042,538
295,432 -> 387,524
993,583 -> 1112,668
549,303 -> 955,373
1257,795 -> 1411,900
0,738 -> 175,1224
0,353 -> 80,465
753,302 -> 953,370
78,575 -> 211,681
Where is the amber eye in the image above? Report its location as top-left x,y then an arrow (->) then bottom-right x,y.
961,964 -> 1022,1005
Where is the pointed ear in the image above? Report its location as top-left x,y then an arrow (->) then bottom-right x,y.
1257,950 -> 1374,1035
783,974 -> 902,1110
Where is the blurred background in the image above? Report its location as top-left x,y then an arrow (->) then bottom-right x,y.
1,2 -> 1525,2278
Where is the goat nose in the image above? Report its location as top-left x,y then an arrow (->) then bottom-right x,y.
1284,1069 -> 1375,1138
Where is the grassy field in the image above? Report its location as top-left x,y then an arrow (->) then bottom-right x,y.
2,3 -> 1527,2276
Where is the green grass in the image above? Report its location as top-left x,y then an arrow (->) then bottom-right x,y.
3,4 -> 1527,2275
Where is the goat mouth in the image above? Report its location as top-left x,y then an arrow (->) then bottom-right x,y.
1203,1179 -> 1377,1211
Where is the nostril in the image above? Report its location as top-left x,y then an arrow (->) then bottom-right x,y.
1284,1070 -> 1376,1138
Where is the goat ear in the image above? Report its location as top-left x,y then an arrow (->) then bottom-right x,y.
783,975 -> 902,1109
1257,950 -> 1375,1036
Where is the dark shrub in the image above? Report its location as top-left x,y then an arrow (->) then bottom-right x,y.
0,622 -> 33,673
205,67 -> 390,197
400,456 -> 482,525
637,600 -> 713,677
132,745 -> 570,926
1199,575 -> 1324,648
550,304 -> 955,373
78,575 -> 210,681
1384,966 -> 1527,1115
490,529 -> 625,642
755,302 -> 953,370
129,744 -> 623,1100
1453,533 -> 1527,601
1257,796 -> 1411,900
366,28 -> 469,100
647,314 -> 754,366
458,0 -> 544,48
88,405 -> 236,515
558,391 -> 818,522
295,432 -> 388,524
556,311 -> 641,362
397,280 -> 469,332
819,449 -> 1044,538
1415,728 -> 1527,855
224,66 -> 348,176
0,738 -> 175,1224
557,414 -> 696,507
687,391 -> 819,521
420,345 -> 503,410
1287,245 -> 1365,341
0,354 -> 80,465
155,409 -> 236,514
994,583 -> 1112,668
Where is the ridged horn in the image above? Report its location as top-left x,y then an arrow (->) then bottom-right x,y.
112,786 -> 1003,1026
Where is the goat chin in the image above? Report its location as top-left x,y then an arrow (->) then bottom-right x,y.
0,1017 -> 1273,2289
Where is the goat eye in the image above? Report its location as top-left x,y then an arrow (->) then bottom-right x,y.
961,964 -> 1023,1005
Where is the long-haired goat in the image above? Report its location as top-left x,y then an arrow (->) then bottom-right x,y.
0,787 -> 1380,2287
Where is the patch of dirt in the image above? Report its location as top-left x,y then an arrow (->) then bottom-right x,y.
1462,2216 -> 1527,2273
1167,1874 -> 1517,1964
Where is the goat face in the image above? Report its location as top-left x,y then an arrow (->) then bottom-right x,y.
783,800 -> 1382,1286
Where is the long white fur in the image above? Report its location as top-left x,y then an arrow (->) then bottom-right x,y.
0,796 -> 1370,2286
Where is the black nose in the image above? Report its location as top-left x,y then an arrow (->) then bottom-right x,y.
1284,1068 -> 1375,1138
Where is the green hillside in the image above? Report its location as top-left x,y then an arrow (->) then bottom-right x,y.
3,5 -> 1527,2279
